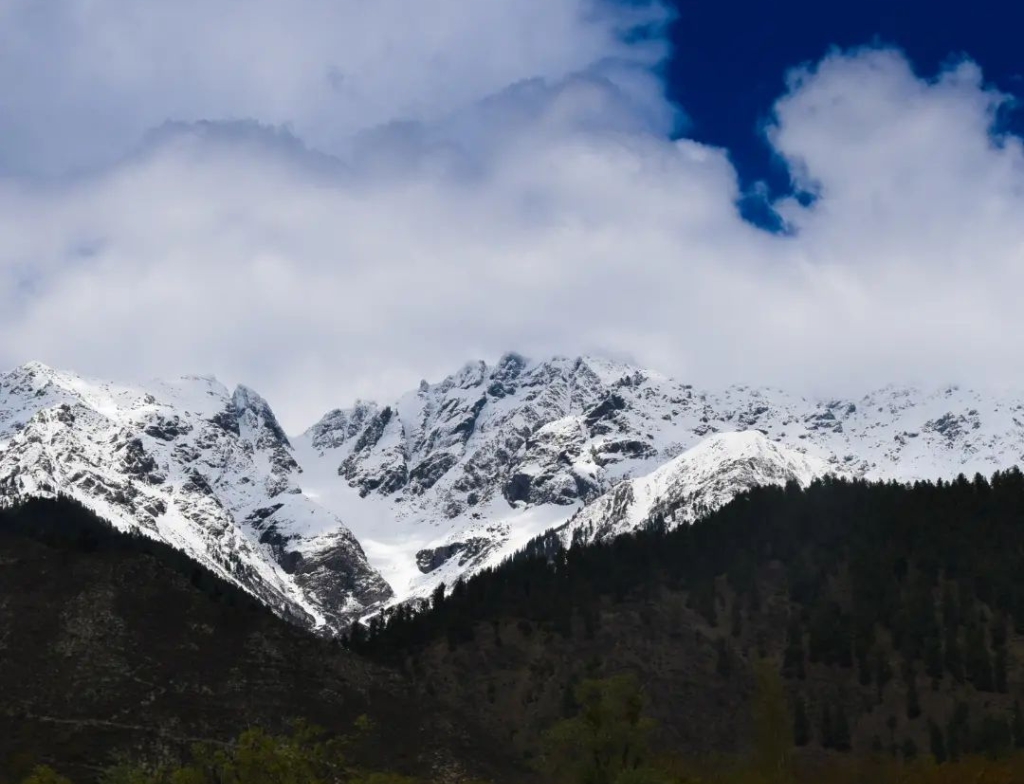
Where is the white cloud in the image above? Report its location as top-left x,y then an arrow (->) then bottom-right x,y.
2,18 -> 1023,431
0,0 -> 671,174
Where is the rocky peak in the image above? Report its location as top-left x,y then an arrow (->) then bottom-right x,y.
232,384 -> 292,449
9,354 -> 1024,625
306,400 -> 381,451
440,360 -> 488,393
557,430 -> 833,546
0,364 -> 390,633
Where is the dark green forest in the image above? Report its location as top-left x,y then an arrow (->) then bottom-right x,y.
11,472 -> 1024,781
353,471 -> 1024,763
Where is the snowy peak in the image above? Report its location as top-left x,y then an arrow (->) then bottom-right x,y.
232,384 -> 291,449
0,362 -> 390,632
300,353 -> 666,516
556,431 -> 832,546
297,353 -> 1024,607
8,354 -> 1024,625
661,430 -> 831,493
306,400 -> 381,451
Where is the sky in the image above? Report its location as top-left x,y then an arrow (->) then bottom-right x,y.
2,0 -> 1024,431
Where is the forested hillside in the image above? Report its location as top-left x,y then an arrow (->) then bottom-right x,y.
12,474 -> 1024,782
0,497 -> 501,783
355,471 -> 1024,767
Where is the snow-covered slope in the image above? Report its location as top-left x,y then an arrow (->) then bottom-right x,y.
0,362 -> 390,631
296,353 -> 1024,605
553,430 -> 832,547
294,354 -> 686,601
6,353 -> 1024,625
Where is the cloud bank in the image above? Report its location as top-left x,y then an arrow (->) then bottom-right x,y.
1,2 -> 1023,430
0,0 -> 670,174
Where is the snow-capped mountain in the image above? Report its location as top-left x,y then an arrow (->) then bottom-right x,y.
552,430 -> 832,547
295,353 -> 1024,605
5,353 -> 1024,629
0,362 -> 390,632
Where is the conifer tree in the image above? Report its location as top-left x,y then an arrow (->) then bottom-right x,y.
924,634 -> 943,681
781,617 -> 806,680
874,651 -> 893,703
946,702 -> 970,762
905,668 -> 921,720
1014,701 -> 1024,750
833,704 -> 852,752
750,661 -> 794,784
715,638 -> 732,679
792,697 -> 810,747
820,704 -> 834,750
928,720 -> 947,764
965,623 -> 994,691
901,737 -> 918,761
975,715 -> 1012,759
994,644 -> 1008,694
944,624 -> 964,683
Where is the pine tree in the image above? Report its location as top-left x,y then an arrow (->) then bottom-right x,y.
944,624 -> 964,683
924,634 -> 944,681
715,637 -> 732,679
430,581 -> 446,611
857,648 -> 872,687
793,697 -> 810,747
1014,701 -> 1024,750
833,704 -> 852,752
874,651 -> 893,703
781,617 -> 806,680
928,720 -> 947,764
964,622 -> 994,691
901,737 -> 918,761
750,661 -> 794,783
886,715 -> 898,747
942,583 -> 959,630
820,704 -> 834,749
905,668 -> 921,720
991,613 -> 1009,648
975,715 -> 1012,759
946,702 -> 970,762
994,644 -> 1008,694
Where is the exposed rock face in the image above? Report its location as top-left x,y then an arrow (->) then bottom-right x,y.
296,355 -> 1024,606
304,355 -> 654,519
416,537 -> 492,574
8,355 -> 1024,625
0,362 -> 390,633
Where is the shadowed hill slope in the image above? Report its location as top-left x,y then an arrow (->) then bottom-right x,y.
0,497 -> 504,784
354,473 -> 1024,768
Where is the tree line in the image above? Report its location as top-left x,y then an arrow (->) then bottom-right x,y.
352,470 -> 1024,761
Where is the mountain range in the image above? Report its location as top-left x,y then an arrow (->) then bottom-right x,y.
2,354 -> 1022,633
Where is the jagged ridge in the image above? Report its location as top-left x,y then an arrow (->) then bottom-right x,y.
295,354 -> 1024,606
0,362 -> 390,632
6,354 -> 1024,625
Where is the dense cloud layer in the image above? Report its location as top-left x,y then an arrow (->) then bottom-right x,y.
0,0 -> 671,174
1,2 -> 1022,430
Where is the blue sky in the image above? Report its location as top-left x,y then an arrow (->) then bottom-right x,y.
666,0 -> 1024,224
1,0 -> 1023,427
